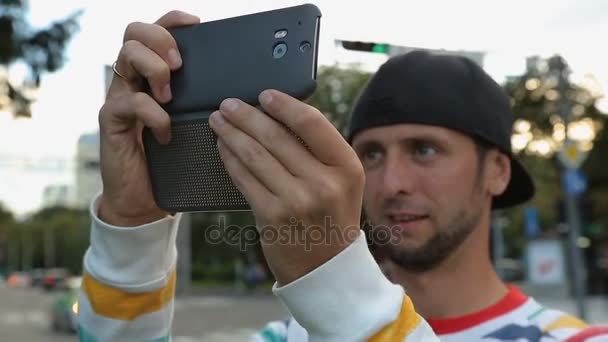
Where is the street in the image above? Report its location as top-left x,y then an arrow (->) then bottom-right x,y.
0,281 -> 289,341
2,280 -> 608,341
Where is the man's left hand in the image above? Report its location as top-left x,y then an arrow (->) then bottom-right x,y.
209,89 -> 365,285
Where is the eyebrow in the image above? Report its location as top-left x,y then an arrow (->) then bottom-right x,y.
354,134 -> 448,151
352,140 -> 383,153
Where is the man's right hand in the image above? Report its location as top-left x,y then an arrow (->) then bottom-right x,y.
97,11 -> 200,226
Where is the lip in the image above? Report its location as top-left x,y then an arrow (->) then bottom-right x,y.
385,213 -> 429,233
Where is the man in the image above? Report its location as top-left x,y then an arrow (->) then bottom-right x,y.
251,48 -> 608,342
77,10 -> 607,342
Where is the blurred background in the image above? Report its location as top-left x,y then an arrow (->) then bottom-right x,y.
1,0 -> 608,340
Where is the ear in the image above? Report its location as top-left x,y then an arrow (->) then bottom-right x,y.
487,151 -> 511,196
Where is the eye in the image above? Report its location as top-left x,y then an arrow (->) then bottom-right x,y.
359,147 -> 384,168
413,142 -> 438,159
363,150 -> 383,161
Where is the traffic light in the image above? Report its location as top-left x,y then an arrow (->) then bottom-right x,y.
338,40 -> 390,54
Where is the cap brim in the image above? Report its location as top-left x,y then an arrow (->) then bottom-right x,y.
492,157 -> 535,209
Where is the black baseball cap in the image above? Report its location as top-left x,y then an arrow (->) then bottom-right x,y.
347,50 -> 534,209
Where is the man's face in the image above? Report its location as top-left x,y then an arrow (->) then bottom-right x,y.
352,124 -> 507,273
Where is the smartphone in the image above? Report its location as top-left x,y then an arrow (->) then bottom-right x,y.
142,4 -> 321,213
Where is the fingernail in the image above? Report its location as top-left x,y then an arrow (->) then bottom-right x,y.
220,98 -> 239,113
259,90 -> 273,106
161,84 -> 172,102
210,110 -> 225,125
168,48 -> 182,68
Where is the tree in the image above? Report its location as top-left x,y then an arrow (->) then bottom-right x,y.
0,0 -> 81,118
189,211 -> 256,283
0,203 -> 14,276
27,206 -> 90,274
501,54 -> 608,256
0,202 -> 13,222
0,206 -> 90,274
306,64 -> 372,133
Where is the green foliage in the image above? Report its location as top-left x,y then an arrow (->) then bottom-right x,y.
0,0 -> 82,117
306,64 -> 372,133
502,55 -> 608,254
1,206 -> 90,274
0,203 -> 13,275
189,211 -> 257,282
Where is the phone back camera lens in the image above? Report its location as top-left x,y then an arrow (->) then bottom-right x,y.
300,41 -> 311,52
274,29 -> 288,39
273,42 -> 288,59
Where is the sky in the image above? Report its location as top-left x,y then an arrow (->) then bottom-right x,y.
0,0 -> 607,216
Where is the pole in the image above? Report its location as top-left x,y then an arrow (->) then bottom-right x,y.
555,56 -> 587,320
492,211 -> 505,279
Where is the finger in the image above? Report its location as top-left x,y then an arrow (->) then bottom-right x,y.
123,21 -> 183,70
111,12 -> 200,95
154,10 -> 200,28
115,40 -> 172,103
216,138 -> 277,213
99,92 -> 171,144
208,110 -> 294,197
258,89 -> 354,166
218,98 -> 318,178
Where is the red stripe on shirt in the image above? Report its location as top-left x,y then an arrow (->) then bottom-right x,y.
426,285 -> 528,334
566,326 -> 608,342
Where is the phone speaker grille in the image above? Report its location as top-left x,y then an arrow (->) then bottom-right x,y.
143,115 -> 250,212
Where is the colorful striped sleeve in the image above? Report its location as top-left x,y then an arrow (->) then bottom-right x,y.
249,319 -> 290,341
79,194 -> 437,341
272,231 -> 440,342
77,194 -> 180,341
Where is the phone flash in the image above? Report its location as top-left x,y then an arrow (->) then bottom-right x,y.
274,29 -> 288,39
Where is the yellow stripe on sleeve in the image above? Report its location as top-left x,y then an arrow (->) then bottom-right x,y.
544,314 -> 588,332
368,295 -> 421,341
82,270 -> 176,321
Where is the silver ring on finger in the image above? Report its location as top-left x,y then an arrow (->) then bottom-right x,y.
112,61 -> 127,80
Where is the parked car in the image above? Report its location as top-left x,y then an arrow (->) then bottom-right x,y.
30,268 -> 45,287
50,276 -> 81,334
43,268 -> 70,291
6,271 -> 31,288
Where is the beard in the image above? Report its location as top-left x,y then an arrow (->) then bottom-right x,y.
371,203 -> 483,274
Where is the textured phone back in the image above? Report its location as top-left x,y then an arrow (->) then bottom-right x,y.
143,4 -> 321,212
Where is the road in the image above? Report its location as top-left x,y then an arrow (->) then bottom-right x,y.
0,281 -> 288,341
0,281 -> 71,341
2,280 -> 608,341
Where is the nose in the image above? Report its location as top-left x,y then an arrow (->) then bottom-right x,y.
380,150 -> 417,198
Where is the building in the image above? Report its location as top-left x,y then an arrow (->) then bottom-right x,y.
73,132 -> 101,209
104,64 -> 113,94
41,184 -> 71,208
71,65 -> 113,209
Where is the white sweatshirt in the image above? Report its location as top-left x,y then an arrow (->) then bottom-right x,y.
78,195 -> 608,341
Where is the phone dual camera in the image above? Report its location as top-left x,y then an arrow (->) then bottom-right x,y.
272,28 -> 312,59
